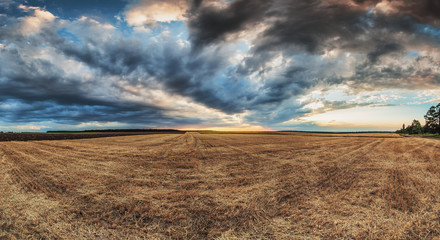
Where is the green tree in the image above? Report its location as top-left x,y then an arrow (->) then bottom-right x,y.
424,103 -> 440,133
397,123 -> 407,134
409,119 -> 423,134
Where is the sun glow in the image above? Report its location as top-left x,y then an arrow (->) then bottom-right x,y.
178,125 -> 273,132
300,105 -> 429,130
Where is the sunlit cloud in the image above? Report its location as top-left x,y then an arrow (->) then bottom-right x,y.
1,1 -> 440,132
125,0 -> 188,26
18,5 -> 56,35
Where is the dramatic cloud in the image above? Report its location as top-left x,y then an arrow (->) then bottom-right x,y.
188,0 -> 270,48
0,0 -> 440,131
190,0 -> 440,90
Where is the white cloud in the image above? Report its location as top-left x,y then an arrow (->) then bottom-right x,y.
18,5 -> 56,35
125,0 -> 188,26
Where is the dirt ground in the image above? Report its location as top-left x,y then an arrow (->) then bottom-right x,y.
1,132 -> 440,239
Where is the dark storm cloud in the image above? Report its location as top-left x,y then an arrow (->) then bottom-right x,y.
257,1 -> 367,54
188,0 -> 203,11
367,42 -> 403,63
188,0 -> 271,49
188,0 -> 366,52
252,66 -> 314,105
2,0 -> 440,129
1,100 -> 200,126
188,0 -> 440,100
188,0 -> 440,53
59,38 -> 148,76
387,0 -> 440,26
254,1 -> 431,57
2,100 -> 144,124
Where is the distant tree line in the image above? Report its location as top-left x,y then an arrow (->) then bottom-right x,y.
397,103 -> 440,134
46,129 -> 182,133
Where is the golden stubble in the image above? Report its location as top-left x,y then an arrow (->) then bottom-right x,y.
1,132 -> 440,239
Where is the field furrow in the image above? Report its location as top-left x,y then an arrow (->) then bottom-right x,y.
1,132 -> 440,239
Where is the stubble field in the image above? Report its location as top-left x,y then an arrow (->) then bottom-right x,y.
1,132 -> 440,239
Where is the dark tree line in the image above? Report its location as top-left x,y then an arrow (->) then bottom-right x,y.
397,103 -> 440,134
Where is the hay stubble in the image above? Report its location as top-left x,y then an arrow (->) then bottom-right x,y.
1,132 -> 440,239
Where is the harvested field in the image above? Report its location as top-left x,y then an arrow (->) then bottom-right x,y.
1,132 -> 440,239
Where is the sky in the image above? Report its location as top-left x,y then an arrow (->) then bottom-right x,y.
0,0 -> 440,132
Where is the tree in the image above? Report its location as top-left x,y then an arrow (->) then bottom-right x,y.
424,103 -> 440,134
397,123 -> 407,134
401,119 -> 423,135
411,119 -> 423,134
